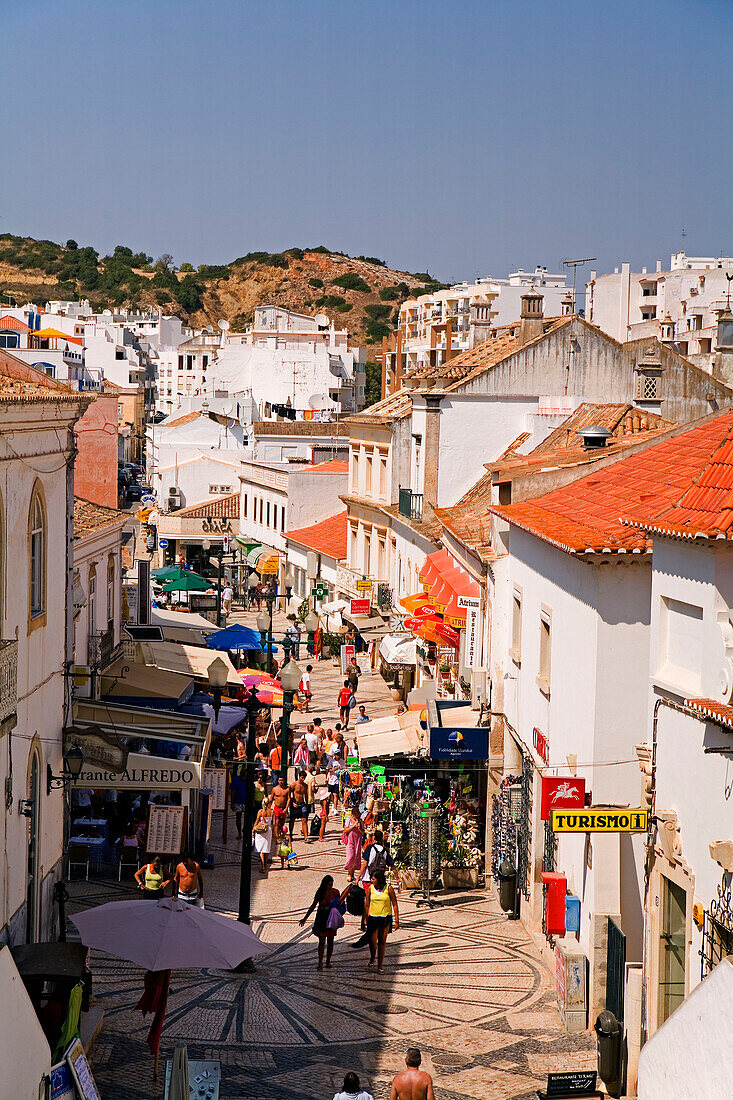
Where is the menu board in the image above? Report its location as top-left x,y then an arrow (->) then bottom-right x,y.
49,1061 -> 75,1100
65,1039 -> 101,1100
202,767 -> 227,811
146,804 -> 188,856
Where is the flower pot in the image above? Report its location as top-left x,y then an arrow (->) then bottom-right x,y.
400,869 -> 421,889
442,866 -> 479,890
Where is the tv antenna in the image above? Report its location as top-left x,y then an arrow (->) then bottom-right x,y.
562,257 -> 596,310
726,272 -> 733,312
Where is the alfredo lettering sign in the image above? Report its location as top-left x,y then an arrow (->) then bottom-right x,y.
77,752 -> 202,790
551,808 -> 648,833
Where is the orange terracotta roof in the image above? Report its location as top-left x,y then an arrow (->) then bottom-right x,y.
490,412 -> 733,555
285,510 -> 347,560
0,349 -> 78,400
0,315 -> 30,331
305,459 -> 349,474
176,493 -> 240,519
684,698 -> 733,730
347,388 -> 412,423
163,411 -> 202,428
433,472 -> 494,550
623,420 -> 733,539
531,403 -> 673,455
74,497 -> 126,538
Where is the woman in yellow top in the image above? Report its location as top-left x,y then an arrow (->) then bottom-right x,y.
364,869 -> 399,973
134,856 -> 172,899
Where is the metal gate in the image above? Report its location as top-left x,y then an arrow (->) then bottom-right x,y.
701,882 -> 733,979
491,751 -> 533,899
518,751 -> 533,898
607,917 -> 626,1022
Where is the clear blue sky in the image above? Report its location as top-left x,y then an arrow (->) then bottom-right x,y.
4,0 -> 732,283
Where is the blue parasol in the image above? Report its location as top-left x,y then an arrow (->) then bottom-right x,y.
205,624 -> 263,652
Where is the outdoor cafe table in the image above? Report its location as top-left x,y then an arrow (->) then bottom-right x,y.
68,834 -> 107,870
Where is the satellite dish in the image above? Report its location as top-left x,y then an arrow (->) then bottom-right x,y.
308,393 -> 333,411
220,402 -> 235,417
314,313 -> 330,329
218,319 -> 230,331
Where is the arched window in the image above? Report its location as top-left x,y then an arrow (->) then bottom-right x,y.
29,488 -> 46,618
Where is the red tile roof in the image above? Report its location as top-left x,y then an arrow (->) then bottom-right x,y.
163,411 -> 203,428
176,493 -> 240,519
0,315 -> 30,331
285,510 -> 347,560
305,460 -> 349,474
684,698 -> 733,731
490,412 -> 733,556
0,348 -> 78,400
531,403 -> 673,456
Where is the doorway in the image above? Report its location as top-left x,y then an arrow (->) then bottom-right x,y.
658,875 -> 686,1026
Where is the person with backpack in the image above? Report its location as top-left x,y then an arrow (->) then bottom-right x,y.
338,680 -> 355,727
357,829 -> 392,885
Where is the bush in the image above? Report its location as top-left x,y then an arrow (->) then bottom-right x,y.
196,264 -> 230,279
365,303 -> 391,320
364,360 -> 381,406
232,311 -> 252,329
176,274 -> 204,313
314,294 -> 346,309
65,239 -> 78,251
337,302 -> 353,312
155,290 -> 172,304
179,262 -> 195,272
397,282 -> 409,295
366,319 -> 391,342
309,277 -> 324,289
333,272 -> 370,293
307,245 -> 331,255
285,247 -> 304,260
379,286 -> 399,301
356,255 -> 386,267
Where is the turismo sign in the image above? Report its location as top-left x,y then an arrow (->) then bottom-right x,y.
551,808 -> 648,833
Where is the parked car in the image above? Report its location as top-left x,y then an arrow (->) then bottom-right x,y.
126,482 -> 142,501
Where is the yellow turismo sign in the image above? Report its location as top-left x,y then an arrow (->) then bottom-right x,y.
551,808 -> 648,833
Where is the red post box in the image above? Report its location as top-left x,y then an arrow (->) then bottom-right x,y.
541,871 -> 567,936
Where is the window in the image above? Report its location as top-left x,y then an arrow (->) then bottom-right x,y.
281,506 -> 285,531
266,501 -> 271,527
0,333 -> 19,348
115,349 -> 125,360
208,484 -> 232,494
636,371 -> 661,400
107,555 -> 115,628
537,608 -> 551,694
658,876 -> 687,1026
29,489 -> 46,618
186,355 -> 193,370
88,566 -> 97,635
259,499 -> 263,524
178,355 -> 184,369
658,596 -> 703,692
365,455 -> 373,494
243,494 -> 248,519
202,355 -> 208,369
352,452 -> 360,493
510,587 -> 522,663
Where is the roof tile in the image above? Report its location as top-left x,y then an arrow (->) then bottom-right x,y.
285,510 -> 347,560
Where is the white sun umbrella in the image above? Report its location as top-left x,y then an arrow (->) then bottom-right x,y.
71,897 -> 267,970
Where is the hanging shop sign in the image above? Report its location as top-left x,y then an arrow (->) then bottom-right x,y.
429,724 -> 489,760
350,598 -> 370,617
356,578 -> 373,592
460,595 -> 481,669
76,755 -> 202,790
533,727 -> 550,765
541,776 -> 586,820
551,808 -> 648,833
259,554 -> 279,575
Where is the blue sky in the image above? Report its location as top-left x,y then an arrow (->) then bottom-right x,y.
3,0 -> 732,283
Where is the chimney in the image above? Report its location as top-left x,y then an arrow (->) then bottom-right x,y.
660,314 -> 675,344
519,290 -> 544,345
577,426 -> 613,450
561,291 -> 574,317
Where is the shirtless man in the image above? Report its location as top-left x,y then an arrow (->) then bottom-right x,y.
288,772 -> 310,843
174,856 -> 204,907
271,775 -> 290,841
389,1049 -> 434,1100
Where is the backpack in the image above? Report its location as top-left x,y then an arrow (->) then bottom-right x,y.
309,815 -> 321,837
368,844 -> 388,879
346,883 -> 366,916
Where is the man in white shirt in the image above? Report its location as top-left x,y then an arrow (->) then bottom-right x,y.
300,664 -> 312,713
304,723 -> 319,766
222,583 -> 234,616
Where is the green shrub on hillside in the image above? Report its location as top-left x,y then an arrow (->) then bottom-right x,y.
309,278 -> 324,288
365,303 -> 391,320
366,319 -> 391,341
333,272 -> 371,293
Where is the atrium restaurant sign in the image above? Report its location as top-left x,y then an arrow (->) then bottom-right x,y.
77,753 -> 203,790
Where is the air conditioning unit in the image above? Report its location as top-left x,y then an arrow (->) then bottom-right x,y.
168,486 -> 182,510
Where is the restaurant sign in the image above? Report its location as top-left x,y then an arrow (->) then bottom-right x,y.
77,754 -> 202,790
64,725 -> 129,773
551,808 -> 648,833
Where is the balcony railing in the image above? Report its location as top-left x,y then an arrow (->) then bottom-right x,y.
0,640 -> 18,725
88,629 -> 128,671
398,488 -> 423,521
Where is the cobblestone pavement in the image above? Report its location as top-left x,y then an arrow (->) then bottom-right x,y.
67,624 -> 595,1099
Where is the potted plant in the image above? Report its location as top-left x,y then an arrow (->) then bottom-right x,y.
439,661 -> 451,680
440,830 -> 481,889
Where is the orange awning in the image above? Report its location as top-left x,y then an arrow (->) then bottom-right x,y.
419,550 -> 481,628
399,592 -> 432,614
415,619 -> 460,648
31,328 -> 84,345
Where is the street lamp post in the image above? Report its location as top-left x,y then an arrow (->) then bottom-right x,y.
202,534 -> 231,628
237,689 -> 262,928
279,650 -> 301,784
256,573 -> 294,674
207,656 -> 228,720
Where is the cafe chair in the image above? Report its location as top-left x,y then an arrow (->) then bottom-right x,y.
118,846 -> 141,882
68,842 -> 90,882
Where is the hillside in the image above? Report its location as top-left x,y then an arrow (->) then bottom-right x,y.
0,236 -> 447,344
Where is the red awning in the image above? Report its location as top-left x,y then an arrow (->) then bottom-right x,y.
419,550 -> 480,628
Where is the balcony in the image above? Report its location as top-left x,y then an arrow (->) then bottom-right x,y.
0,640 -> 18,726
87,629 -> 129,671
399,488 -> 423,521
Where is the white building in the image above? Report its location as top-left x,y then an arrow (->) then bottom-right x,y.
239,459 -> 349,560
0,352 -> 89,945
284,511 -> 347,603
387,269 -> 571,392
586,251 -> 733,371
72,497 -> 127,690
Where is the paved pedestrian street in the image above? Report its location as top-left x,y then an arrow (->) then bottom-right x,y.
66,643 -> 595,1099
